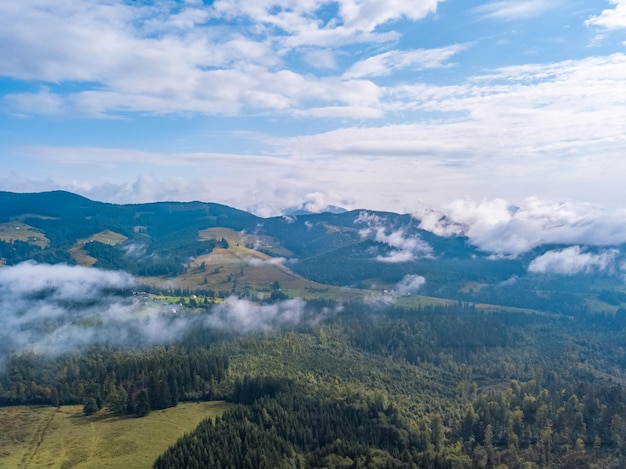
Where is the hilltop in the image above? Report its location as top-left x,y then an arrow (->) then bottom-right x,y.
1,190 -> 625,314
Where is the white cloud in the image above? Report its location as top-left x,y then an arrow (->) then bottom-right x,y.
303,49 -> 338,69
204,296 -> 327,332
417,198 -> 626,256
0,261 -> 135,301
528,246 -> 619,275
7,50 -> 626,216
0,262 -> 333,365
0,0 -> 448,118
357,212 -> 433,262
212,0 -> 441,39
586,0 -> 626,30
343,44 -> 467,79
5,68 -> 384,118
281,53 -> 626,157
300,192 -> 332,213
472,0 -> 559,21
1,0 -> 399,117
396,274 -> 426,294
336,0 -> 440,30
247,257 -> 289,267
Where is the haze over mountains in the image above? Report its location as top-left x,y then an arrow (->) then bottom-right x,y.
4,190 -> 626,468
1,190 -> 625,319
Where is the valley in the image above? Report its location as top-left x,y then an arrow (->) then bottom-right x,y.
1,191 -> 626,468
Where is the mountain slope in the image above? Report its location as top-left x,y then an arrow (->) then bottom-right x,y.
1,191 -> 626,314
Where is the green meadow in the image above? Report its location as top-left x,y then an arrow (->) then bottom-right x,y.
0,401 -> 230,469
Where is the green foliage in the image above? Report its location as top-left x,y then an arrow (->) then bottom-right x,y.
149,303 -> 626,468
83,397 -> 98,416
0,346 -> 229,416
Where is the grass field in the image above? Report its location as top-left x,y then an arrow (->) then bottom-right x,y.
0,222 -> 49,248
141,227 -> 365,301
70,230 -> 128,266
0,401 -> 231,469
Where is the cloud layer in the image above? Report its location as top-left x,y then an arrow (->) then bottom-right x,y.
0,262 -> 328,366
1,0 -> 626,250
357,212 -> 433,262
0,0 -> 447,118
417,198 -> 626,257
528,246 -> 620,275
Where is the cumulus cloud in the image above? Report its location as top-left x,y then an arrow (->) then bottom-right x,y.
303,49 -> 338,70
0,0 -> 443,118
357,212 -> 433,262
416,198 -> 626,257
300,192 -> 332,213
528,246 -> 620,275
586,0 -> 626,30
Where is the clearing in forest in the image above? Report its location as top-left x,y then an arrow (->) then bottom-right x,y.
0,401 -> 231,469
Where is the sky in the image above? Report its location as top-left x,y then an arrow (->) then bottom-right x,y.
1,0 -> 626,219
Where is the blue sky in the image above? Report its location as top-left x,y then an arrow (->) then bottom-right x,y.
1,0 -> 626,224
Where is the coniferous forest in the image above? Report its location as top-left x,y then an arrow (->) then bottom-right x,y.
1,192 -> 626,467
3,301 -> 626,468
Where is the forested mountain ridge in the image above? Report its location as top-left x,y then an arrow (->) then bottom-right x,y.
2,191 -> 626,468
1,190 -> 625,315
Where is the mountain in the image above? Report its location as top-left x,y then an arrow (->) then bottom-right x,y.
284,205 -> 348,216
1,190 -> 625,314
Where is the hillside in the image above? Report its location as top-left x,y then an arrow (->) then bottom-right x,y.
1,190 -> 625,314
2,191 -> 626,468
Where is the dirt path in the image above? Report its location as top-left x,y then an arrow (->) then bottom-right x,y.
19,408 -> 56,469
89,421 -> 98,461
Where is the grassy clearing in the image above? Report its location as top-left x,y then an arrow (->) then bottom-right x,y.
199,227 -> 293,258
584,297 -> 621,314
394,294 -> 455,308
0,222 -> 49,248
141,228 -> 364,301
0,401 -> 231,469
70,230 -> 128,266
89,230 -> 128,246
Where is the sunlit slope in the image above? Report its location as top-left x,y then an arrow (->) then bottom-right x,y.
2,190 -> 626,314
70,230 -> 128,266
0,402 -> 230,469
142,227 -> 367,301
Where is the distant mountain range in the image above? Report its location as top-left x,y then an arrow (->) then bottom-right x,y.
1,190 -> 625,315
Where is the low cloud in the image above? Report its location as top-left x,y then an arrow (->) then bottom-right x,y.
204,296 -> 322,333
247,257 -> 290,267
0,262 -> 323,368
396,274 -> 426,295
357,212 -> 433,263
363,274 -> 426,305
528,246 -> 619,275
0,261 -> 134,303
122,243 -> 147,258
417,198 -> 626,257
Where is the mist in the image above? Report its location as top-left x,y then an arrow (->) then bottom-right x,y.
356,211 -> 433,263
0,262 -> 330,368
417,198 -> 626,257
528,246 -> 620,276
